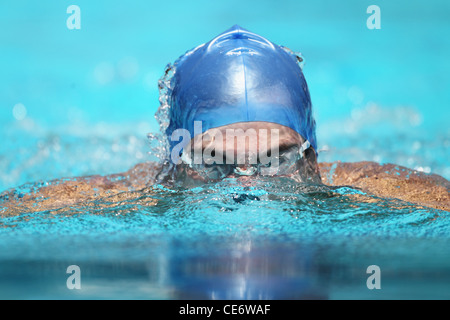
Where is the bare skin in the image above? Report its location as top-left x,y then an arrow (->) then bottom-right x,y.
1,123 -> 449,216
187,122 -> 310,163
174,122 -> 321,185
320,161 -> 450,211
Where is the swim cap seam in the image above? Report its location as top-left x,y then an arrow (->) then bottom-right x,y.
235,25 -> 249,122
242,51 -> 249,122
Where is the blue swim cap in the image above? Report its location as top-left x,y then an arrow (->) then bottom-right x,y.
166,25 -> 317,155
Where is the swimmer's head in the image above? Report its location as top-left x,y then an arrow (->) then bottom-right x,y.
158,25 -> 320,183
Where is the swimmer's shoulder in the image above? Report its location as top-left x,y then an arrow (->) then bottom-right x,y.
320,161 -> 450,211
0,162 -> 162,216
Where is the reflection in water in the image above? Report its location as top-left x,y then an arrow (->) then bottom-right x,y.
1,233 -> 449,299
165,239 -> 326,300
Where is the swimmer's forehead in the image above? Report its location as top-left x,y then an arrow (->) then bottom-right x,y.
187,122 -> 305,151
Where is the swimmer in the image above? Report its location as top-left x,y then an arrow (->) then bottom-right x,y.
1,25 -> 449,215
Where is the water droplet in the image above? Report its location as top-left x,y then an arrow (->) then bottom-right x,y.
12,103 -> 27,121
347,86 -> 364,105
412,141 -> 421,151
117,56 -> 139,80
94,62 -> 115,85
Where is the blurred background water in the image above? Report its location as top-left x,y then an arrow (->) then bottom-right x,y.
0,0 -> 449,300
0,0 -> 449,191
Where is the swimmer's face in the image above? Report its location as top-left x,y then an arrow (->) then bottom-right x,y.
174,122 -> 320,185
189,122 -> 301,163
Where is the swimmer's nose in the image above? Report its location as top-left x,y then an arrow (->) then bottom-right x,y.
207,24 -> 275,51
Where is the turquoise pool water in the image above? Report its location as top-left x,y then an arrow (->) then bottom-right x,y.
0,0 -> 449,299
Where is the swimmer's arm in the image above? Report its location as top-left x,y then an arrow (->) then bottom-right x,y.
319,161 -> 450,211
0,162 -> 160,216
